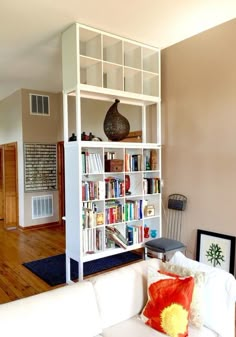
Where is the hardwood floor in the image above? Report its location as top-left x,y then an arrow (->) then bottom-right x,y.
0,222 -> 143,304
0,222 -> 65,304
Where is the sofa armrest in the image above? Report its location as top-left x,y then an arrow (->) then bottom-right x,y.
170,252 -> 236,337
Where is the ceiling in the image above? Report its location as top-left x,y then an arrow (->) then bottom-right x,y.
1,0 -> 236,101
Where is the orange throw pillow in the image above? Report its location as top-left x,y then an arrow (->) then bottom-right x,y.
141,267 -> 194,337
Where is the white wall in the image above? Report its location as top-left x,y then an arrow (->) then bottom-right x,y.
0,90 -> 24,226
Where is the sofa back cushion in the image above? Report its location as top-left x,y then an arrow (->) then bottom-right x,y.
89,258 -> 161,329
0,281 -> 102,337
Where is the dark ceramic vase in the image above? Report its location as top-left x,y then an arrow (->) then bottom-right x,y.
103,99 -> 130,141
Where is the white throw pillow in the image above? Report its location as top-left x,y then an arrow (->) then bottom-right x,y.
170,252 -> 236,337
160,261 -> 205,328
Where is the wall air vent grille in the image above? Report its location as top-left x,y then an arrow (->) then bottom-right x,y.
32,195 -> 53,219
30,94 -> 50,115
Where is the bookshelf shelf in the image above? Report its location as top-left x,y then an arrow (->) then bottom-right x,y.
62,22 -> 162,281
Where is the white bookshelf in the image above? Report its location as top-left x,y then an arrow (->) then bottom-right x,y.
62,23 -> 162,281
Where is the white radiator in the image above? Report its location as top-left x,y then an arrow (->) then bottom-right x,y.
32,195 -> 53,219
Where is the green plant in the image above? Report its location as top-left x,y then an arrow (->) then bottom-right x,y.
206,243 -> 225,267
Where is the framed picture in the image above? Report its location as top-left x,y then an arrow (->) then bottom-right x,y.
196,229 -> 235,274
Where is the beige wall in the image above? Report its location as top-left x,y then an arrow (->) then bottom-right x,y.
0,89 -> 63,227
21,89 -> 62,227
0,90 -> 22,144
162,19 -> 236,259
22,89 -> 61,142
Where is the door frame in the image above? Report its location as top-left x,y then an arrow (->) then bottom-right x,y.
57,141 -> 65,229
2,142 -> 18,229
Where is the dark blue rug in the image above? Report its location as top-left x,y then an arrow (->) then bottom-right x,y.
23,251 -> 142,286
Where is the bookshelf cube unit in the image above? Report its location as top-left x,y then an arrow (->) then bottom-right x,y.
103,63 -> 123,91
143,148 -> 160,171
80,57 -> 102,87
124,68 -> 142,94
124,42 -> 142,69
142,47 -> 159,74
103,35 -> 123,65
104,174 -> 124,198
83,227 -> 105,254
144,216 -> 160,242
105,147 -> 123,162
143,72 -> 159,97
124,198 -> 143,222
127,174 -> 143,196
126,222 -> 143,246
82,147 -> 103,174
79,28 -> 101,59
62,22 -> 161,281
125,148 -> 143,172
63,23 -> 160,98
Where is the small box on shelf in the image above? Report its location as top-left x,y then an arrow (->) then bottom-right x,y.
144,205 -> 155,217
105,159 -> 123,172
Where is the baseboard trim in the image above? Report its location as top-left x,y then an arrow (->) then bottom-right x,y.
19,222 -> 62,231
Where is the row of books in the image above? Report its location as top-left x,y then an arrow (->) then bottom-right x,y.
82,151 -> 103,174
82,180 -> 105,201
105,177 -> 125,198
82,208 -> 106,228
82,150 -> 159,174
82,202 -> 103,228
82,178 -> 160,201
82,197 -> 155,228
82,224 -> 144,253
124,200 -> 143,221
83,228 -> 103,253
144,149 -> 158,171
105,199 -> 143,224
125,153 -> 142,172
106,224 -> 143,248
127,225 -> 143,245
143,177 -> 160,194
105,200 -> 123,224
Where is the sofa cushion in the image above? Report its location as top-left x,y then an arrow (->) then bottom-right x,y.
160,261 -> 205,328
88,261 -> 148,329
0,281 -> 102,337
141,265 -> 194,337
103,316 -> 167,336
102,315 -> 217,337
170,252 -> 236,337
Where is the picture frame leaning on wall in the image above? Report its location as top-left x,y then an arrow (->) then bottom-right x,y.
196,229 -> 235,275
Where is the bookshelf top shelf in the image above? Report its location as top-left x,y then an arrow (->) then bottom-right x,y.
66,141 -> 161,149
67,85 -> 160,106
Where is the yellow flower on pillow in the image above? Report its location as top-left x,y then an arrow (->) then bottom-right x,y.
161,303 -> 189,337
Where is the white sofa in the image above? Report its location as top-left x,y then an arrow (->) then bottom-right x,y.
0,252 -> 235,337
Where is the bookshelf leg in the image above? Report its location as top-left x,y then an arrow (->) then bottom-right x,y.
144,246 -> 148,260
79,260 -> 84,281
66,255 -> 71,284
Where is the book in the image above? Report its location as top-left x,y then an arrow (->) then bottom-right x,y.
106,225 -> 128,249
127,225 -> 134,245
150,149 -> 158,170
96,212 -> 104,225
